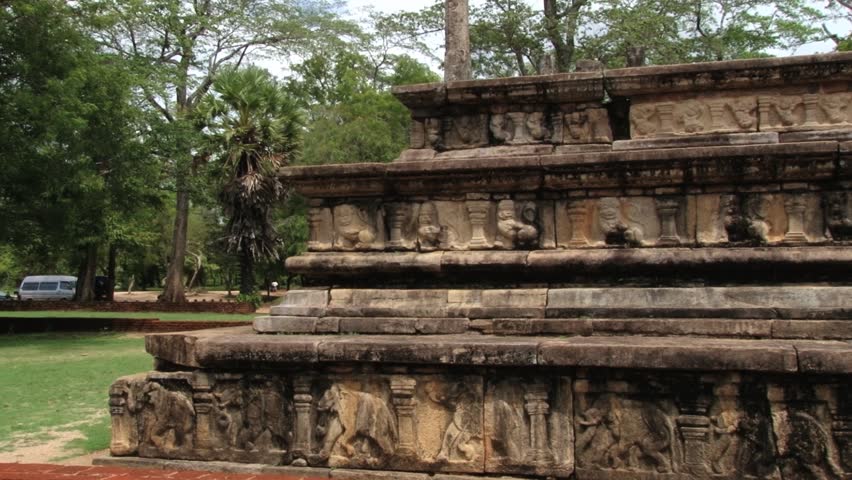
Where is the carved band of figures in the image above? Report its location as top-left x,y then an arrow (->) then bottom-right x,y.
111,372 -> 852,478
304,192 -> 848,252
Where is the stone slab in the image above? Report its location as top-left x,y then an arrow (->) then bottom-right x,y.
538,337 -> 799,372
254,316 -> 322,334
612,131 -> 778,151
795,340 -> 852,373
317,335 -> 540,366
771,319 -> 852,339
780,128 -> 852,143
94,456 -> 332,478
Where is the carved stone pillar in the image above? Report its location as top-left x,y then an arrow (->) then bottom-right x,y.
508,112 -> 528,144
444,0 -> 471,82
524,382 -> 554,465
757,96 -> 773,127
675,386 -> 713,475
708,101 -> 726,130
657,103 -> 674,134
803,93 -> 820,126
655,198 -> 681,245
391,376 -> 418,457
784,195 -> 808,243
108,382 -> 138,456
410,119 -> 426,149
192,373 -> 215,451
292,377 -> 313,462
466,200 -> 491,249
550,112 -> 564,143
567,202 -> 589,247
386,203 -> 411,250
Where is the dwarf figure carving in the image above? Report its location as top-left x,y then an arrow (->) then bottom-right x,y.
681,101 -> 704,133
729,99 -> 755,129
334,204 -> 376,250
495,200 -> 539,249
721,195 -> 770,244
774,96 -> 800,126
417,202 -> 442,251
825,192 -> 852,241
821,96 -> 848,124
631,105 -> 658,136
489,113 -> 514,143
525,112 -> 549,141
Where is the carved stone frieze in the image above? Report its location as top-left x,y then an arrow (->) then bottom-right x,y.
630,95 -> 757,138
759,91 -> 852,131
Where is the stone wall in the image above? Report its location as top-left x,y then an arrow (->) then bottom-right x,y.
110,364 -> 852,480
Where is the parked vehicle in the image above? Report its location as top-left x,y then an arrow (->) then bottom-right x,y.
18,275 -> 76,301
0,291 -> 10,300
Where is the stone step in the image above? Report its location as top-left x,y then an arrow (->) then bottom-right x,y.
145,326 -> 851,375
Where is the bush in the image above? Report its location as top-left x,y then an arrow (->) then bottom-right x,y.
235,293 -> 262,309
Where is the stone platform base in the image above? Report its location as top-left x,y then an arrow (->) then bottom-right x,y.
94,456 -> 530,479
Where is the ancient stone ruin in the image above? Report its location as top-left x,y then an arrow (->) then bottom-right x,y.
104,53 -> 852,480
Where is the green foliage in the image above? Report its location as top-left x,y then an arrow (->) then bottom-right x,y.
236,293 -> 263,308
387,0 -> 828,76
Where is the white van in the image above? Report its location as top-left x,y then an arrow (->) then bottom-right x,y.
18,275 -> 77,301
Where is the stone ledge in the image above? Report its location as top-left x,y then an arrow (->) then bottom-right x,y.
285,247 -> 852,279
145,328 -> 852,374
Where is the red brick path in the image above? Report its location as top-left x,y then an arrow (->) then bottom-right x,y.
0,464 -> 322,480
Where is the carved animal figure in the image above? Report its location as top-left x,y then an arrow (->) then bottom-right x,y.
495,200 -> 538,249
631,105 -> 657,136
238,382 -> 287,451
729,100 -> 755,128
429,382 -> 480,463
525,112 -> 548,141
142,382 -> 195,451
215,385 -> 244,448
314,384 -> 397,465
492,400 -> 526,462
598,198 -> 644,246
721,194 -> 770,244
604,402 -> 673,473
781,411 -> 845,480
566,111 -> 590,142
576,406 -> 617,468
334,205 -> 376,250
774,97 -> 799,126
820,96 -> 847,124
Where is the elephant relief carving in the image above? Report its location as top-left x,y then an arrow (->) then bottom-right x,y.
597,198 -> 645,246
334,204 -> 376,250
525,112 -> 549,141
729,99 -> 755,129
576,397 -> 674,473
142,382 -> 195,452
779,411 -> 845,480
313,384 -> 397,466
774,96 -> 800,126
495,200 -> 539,250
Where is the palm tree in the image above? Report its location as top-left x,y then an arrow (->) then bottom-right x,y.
200,67 -> 300,295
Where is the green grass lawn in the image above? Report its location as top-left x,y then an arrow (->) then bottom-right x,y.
0,333 -> 151,460
0,311 -> 255,321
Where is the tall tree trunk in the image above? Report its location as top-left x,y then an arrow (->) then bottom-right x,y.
75,243 -> 98,302
543,0 -> 586,72
239,248 -> 255,295
106,243 -> 117,301
161,185 -> 190,302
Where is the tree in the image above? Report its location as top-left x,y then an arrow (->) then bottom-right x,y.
0,0 -> 162,301
199,67 -> 301,295
385,0 -> 827,77
80,0 -> 354,301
